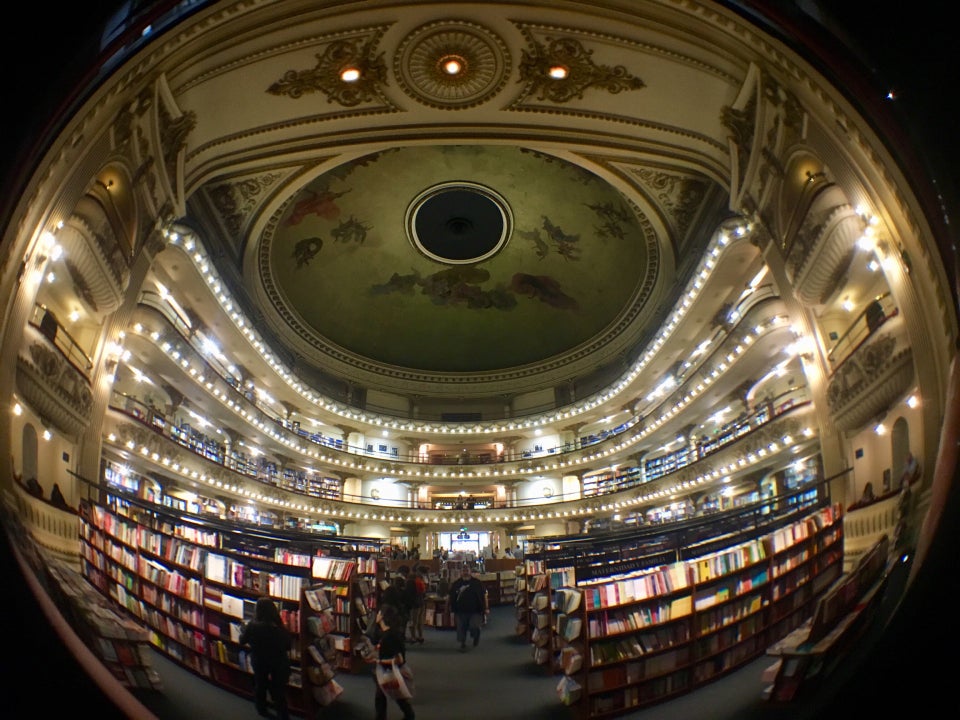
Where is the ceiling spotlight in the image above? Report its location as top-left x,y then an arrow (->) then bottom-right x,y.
437,55 -> 466,76
548,65 -> 569,79
340,67 -> 361,82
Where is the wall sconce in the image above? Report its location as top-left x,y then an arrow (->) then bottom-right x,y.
103,338 -> 127,373
32,230 -> 64,270
873,412 -> 887,435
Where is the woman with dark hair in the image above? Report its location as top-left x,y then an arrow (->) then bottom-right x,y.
374,603 -> 415,720
240,597 -> 292,719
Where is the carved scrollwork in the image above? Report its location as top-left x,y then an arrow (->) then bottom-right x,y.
116,422 -> 149,449
827,334 -> 896,413
394,20 -> 509,109
518,36 -> 644,103
268,38 -> 389,107
29,342 -> 63,379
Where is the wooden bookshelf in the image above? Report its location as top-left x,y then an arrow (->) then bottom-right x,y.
551,505 -> 842,718
498,568 -> 517,606
45,553 -> 163,691
762,534 -> 887,702
424,593 -> 454,629
513,562 -> 529,638
301,584 -> 343,713
77,495 -> 381,714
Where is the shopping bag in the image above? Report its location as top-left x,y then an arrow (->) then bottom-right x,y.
356,635 -> 377,664
376,659 -> 414,699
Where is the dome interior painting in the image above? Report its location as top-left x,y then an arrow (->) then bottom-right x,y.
262,146 -> 654,374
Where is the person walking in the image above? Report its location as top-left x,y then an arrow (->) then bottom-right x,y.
382,570 -> 410,639
239,597 -> 292,719
373,604 -> 415,720
449,563 -> 486,651
405,566 -> 427,643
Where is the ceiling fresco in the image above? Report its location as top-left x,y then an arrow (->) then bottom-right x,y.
262,145 -> 652,373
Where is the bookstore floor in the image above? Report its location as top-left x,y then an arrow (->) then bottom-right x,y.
129,588 -> 909,720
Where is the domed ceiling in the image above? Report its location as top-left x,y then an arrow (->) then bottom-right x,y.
260,145 -> 653,373
172,4 -> 741,410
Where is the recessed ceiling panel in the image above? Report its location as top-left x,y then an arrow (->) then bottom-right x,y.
262,145 -> 649,372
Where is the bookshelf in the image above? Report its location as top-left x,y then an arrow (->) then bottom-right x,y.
526,561 -> 550,665
45,553 -> 163,691
498,568 -> 517,606
77,494 -> 382,713
762,533 -> 887,702
550,505 -> 842,717
475,570 -> 500,605
301,585 -> 344,712
555,586 -> 586,706
424,592 -> 454,629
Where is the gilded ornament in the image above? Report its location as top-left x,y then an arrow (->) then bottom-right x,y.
518,37 -> 644,103
394,20 -> 509,108
267,39 -> 388,107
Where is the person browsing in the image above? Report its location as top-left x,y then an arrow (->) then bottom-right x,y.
239,597 -> 292,719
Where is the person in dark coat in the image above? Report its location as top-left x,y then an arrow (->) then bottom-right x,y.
381,572 -> 408,630
50,483 -> 69,509
240,597 -> 292,719
373,603 -> 415,720
449,563 -> 486,651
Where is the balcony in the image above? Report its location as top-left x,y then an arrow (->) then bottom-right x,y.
16,313 -> 94,438
826,314 -> 914,433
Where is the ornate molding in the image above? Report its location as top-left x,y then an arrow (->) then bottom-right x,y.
56,212 -> 128,318
626,167 -> 709,240
158,100 -> 196,192
393,19 -> 510,109
827,335 -> 915,432
268,36 -> 389,107
207,171 -> 287,240
16,339 -> 93,438
785,185 -> 862,306
517,34 -> 644,103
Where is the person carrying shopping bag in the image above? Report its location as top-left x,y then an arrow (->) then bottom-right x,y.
372,603 -> 415,720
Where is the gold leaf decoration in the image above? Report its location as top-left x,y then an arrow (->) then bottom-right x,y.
518,37 -> 644,103
267,39 -> 388,107
394,20 -> 510,109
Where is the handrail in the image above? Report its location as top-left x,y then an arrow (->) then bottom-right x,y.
30,303 -> 93,372
128,293 -> 795,467
530,474 -> 846,579
827,291 -> 896,367
71,469 -> 383,551
104,397 -> 814,512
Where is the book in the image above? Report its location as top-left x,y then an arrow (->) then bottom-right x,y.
305,588 -> 330,612
221,593 -> 244,619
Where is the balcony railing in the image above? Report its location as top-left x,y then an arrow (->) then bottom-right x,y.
103,393 -> 812,520
826,291 -> 896,369
31,303 -> 93,373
